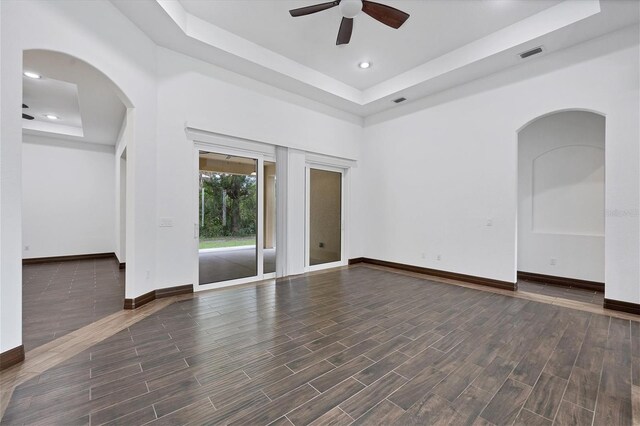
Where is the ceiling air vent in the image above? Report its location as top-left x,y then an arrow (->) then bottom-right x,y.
519,46 -> 543,59
393,97 -> 407,104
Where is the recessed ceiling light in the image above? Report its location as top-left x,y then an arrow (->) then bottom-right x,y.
358,61 -> 371,69
23,71 -> 41,79
45,114 -> 60,120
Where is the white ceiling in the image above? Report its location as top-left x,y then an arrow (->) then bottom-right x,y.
179,0 -> 563,90
113,0 -> 640,119
23,76 -> 84,138
22,50 -> 126,146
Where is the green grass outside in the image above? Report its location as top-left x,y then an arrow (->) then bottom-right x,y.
199,237 -> 256,250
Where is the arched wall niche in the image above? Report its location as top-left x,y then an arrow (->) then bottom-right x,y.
517,109 -> 605,284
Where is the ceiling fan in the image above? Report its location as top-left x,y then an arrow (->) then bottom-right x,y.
289,0 -> 409,45
22,104 -> 34,120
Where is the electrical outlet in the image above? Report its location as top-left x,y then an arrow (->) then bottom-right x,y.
421,252 -> 426,259
24,245 -> 29,251
436,254 -> 442,261
319,242 -> 324,248
146,270 -> 151,279
486,218 -> 493,227
550,258 -> 557,266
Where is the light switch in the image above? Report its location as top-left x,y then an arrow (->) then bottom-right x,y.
159,217 -> 174,227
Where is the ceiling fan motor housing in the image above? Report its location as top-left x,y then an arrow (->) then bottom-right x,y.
340,0 -> 362,18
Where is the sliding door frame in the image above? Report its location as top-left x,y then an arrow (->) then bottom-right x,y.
305,163 -> 347,272
193,140 -> 276,292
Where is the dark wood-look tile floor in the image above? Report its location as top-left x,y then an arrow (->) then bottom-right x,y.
518,279 -> 604,306
3,266 -> 635,425
22,258 -> 124,351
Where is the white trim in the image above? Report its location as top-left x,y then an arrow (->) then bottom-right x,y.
275,147 -> 288,277
196,275 -> 263,292
305,153 -> 357,169
305,161 -> 348,272
257,157 -> 265,277
187,126 -> 276,157
305,166 -> 310,269
194,135 -> 282,288
309,260 -> 345,272
186,124 -> 358,165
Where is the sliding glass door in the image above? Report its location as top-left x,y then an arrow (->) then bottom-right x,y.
197,150 -> 275,287
307,167 -> 343,270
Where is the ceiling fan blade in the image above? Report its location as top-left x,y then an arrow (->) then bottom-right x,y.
22,113 -> 34,120
362,1 -> 409,29
290,1 -> 340,17
336,17 -> 353,45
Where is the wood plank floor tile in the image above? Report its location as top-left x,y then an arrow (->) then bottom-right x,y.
393,347 -> 444,379
326,339 -> 380,367
350,399 -> 405,425
354,351 -> 409,386
513,408 -> 551,425
479,378 -> 532,425
228,384 -> 319,426
147,398 -> 215,425
473,356 -> 518,394
387,367 -> 447,410
432,362 -> 483,402
264,360 -> 335,400
451,385 -> 493,425
308,407 -> 353,426
363,335 -> 411,361
522,372 -> 567,420
270,416 -> 296,426
2,266 -> 637,425
554,400 -> 594,426
309,355 -> 372,392
100,406 -> 157,426
397,332 -> 444,357
286,378 -> 365,425
395,392 -> 466,425
286,342 -> 347,373
562,366 -> 600,411
340,372 -> 407,420
187,390 -> 270,425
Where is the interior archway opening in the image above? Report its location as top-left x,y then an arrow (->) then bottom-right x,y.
21,49 -> 131,351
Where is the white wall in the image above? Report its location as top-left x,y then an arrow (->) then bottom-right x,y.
1,0 -> 158,352
361,26 -> 639,303
518,111 -> 605,282
2,0 -> 639,356
114,110 -> 131,264
153,47 -> 362,289
0,0 -> 25,353
22,135 -> 116,258
1,1 -> 363,352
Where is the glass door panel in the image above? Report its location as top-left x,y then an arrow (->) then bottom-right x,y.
309,168 -> 342,266
198,151 -> 257,284
263,161 -> 276,274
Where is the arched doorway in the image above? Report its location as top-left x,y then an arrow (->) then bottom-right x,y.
516,110 -> 605,304
21,49 -> 132,350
